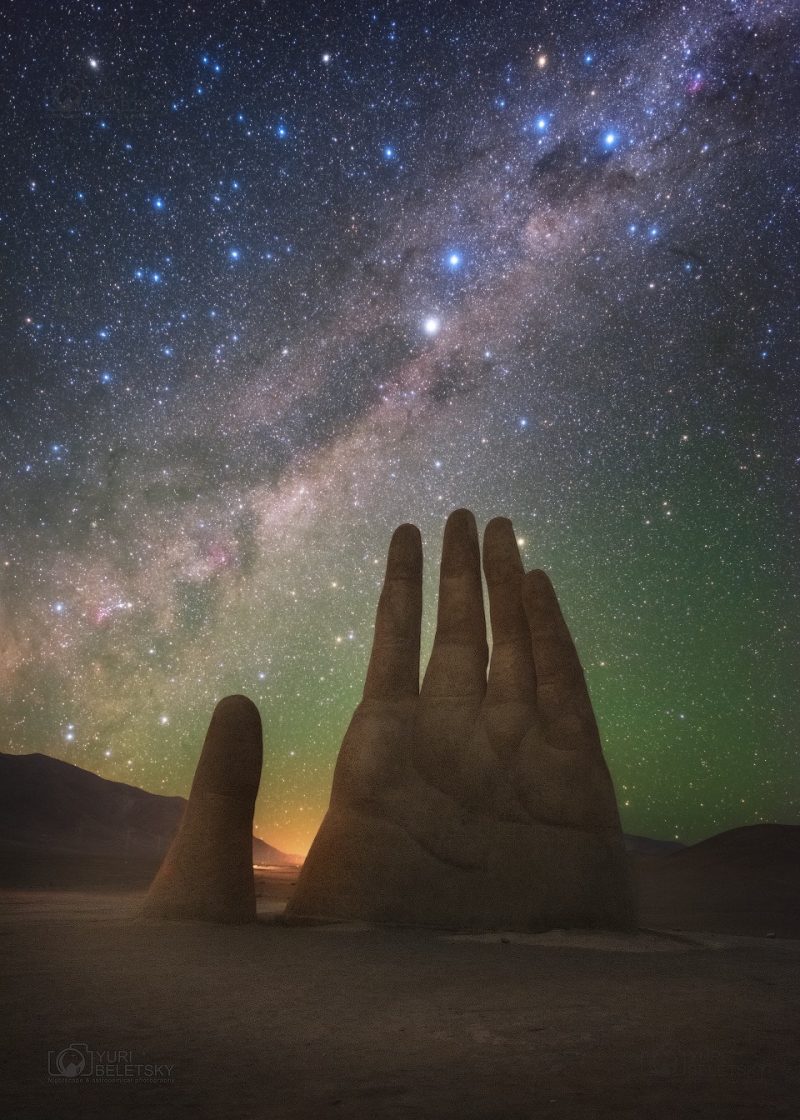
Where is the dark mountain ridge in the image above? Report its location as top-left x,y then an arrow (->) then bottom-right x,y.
0,751 -> 300,888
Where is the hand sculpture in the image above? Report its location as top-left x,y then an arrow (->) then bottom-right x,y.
288,510 -> 635,931
142,695 -> 263,923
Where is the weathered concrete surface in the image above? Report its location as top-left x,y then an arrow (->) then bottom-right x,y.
142,694 -> 263,923
289,510 -> 635,931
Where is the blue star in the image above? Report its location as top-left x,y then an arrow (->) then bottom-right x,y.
602,131 -> 619,150
228,248 -> 241,261
100,371 -> 113,384
535,115 -> 548,132
583,52 -> 594,64
383,145 -> 396,160
445,251 -> 463,270
276,123 -> 288,139
152,196 -> 165,211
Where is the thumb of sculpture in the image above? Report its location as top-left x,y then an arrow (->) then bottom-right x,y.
141,695 -> 263,923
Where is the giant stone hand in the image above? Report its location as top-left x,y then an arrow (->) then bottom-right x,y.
288,510 -> 635,931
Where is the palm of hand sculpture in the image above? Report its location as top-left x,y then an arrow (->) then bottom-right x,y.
288,510 -> 635,931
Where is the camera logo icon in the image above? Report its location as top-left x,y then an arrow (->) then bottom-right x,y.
48,1043 -> 93,1078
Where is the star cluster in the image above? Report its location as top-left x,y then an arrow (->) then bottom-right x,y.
1,0 -> 797,854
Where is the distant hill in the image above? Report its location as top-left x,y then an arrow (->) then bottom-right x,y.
634,823 -> 800,937
623,833 -> 684,856
0,751 -> 300,888
665,823 -> 800,864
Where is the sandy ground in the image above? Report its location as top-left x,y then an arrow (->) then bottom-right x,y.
2,879 -> 799,1120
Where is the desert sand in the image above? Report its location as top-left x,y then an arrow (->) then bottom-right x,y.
2,872 -> 798,1120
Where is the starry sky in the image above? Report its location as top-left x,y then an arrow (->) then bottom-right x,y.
2,0 -> 798,856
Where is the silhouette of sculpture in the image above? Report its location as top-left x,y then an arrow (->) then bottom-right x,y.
288,510 -> 635,931
142,695 -> 263,923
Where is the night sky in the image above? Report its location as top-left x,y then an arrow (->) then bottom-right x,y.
2,0 -> 797,855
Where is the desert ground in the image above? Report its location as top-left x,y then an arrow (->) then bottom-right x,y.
2,868 -> 798,1120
